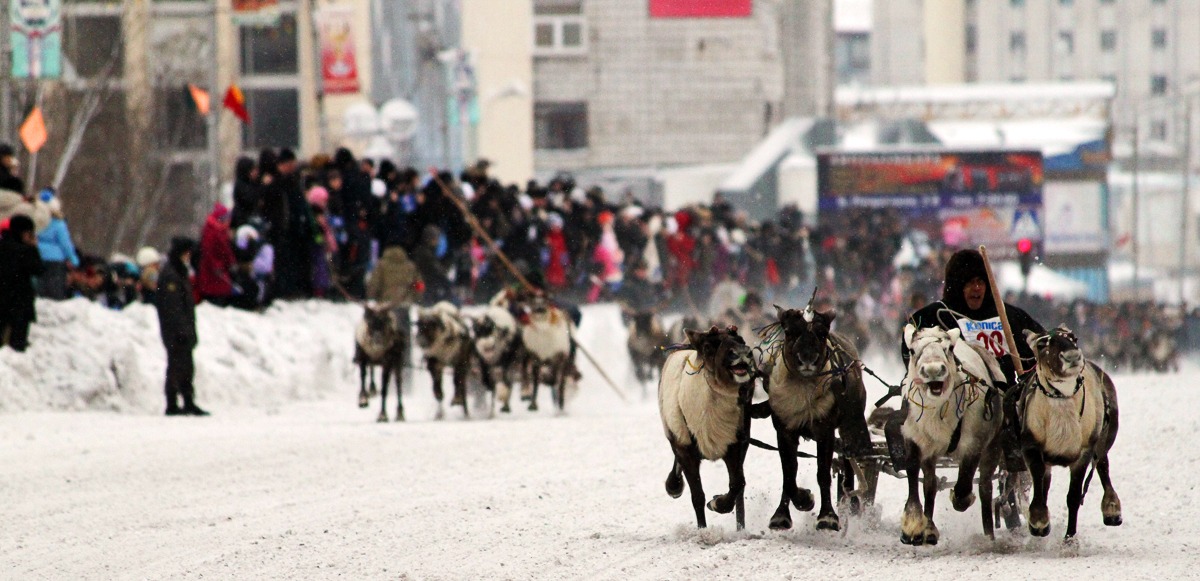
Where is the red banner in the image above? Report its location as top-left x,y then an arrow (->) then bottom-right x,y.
649,0 -> 752,18
316,7 -> 360,94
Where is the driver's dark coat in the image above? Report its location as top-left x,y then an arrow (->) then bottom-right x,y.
903,294 -> 1044,386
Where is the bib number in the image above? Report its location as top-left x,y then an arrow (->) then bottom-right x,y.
957,317 -> 1007,358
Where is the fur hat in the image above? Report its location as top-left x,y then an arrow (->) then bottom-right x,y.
135,246 -> 161,267
306,186 -> 330,209
941,249 -> 994,309
210,202 -> 230,222
46,196 -> 62,218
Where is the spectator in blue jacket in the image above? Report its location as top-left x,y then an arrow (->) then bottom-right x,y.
36,193 -> 79,300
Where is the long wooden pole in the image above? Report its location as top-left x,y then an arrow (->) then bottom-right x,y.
979,245 -> 1024,375
428,171 -> 628,402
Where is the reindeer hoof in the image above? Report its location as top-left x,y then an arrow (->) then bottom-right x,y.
816,513 -> 840,531
900,532 -> 919,545
451,395 -> 465,407
769,512 -> 793,531
376,413 -> 388,423
707,494 -> 735,514
528,401 -> 539,412
922,524 -> 940,545
500,404 -> 511,414
951,488 -> 976,512
791,488 -> 815,512
357,396 -> 369,408
665,473 -> 683,499
1029,522 -> 1051,537
434,408 -> 445,421
395,410 -> 405,422
368,387 -> 378,397
1104,514 -> 1123,527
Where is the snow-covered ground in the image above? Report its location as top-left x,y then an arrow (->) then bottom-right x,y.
1,300 -> 1197,579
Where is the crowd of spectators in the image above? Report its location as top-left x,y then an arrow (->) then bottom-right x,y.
3,143 -> 1200,364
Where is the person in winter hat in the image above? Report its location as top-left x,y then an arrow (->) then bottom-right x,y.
136,246 -> 162,304
36,194 -> 79,300
900,248 -> 1047,477
155,237 -> 208,416
195,202 -> 237,305
0,214 -> 43,351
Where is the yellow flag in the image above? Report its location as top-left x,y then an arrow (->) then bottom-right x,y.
19,107 -> 47,153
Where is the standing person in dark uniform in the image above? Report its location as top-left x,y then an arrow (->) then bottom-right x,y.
0,215 -> 43,352
155,237 -> 209,416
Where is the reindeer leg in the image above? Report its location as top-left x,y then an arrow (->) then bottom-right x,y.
919,457 -> 940,545
978,446 -> 1000,540
1065,456 -> 1090,540
707,442 -> 746,521
769,428 -> 807,530
951,455 -> 980,512
452,362 -> 469,416
815,435 -> 840,531
554,357 -> 569,412
391,363 -> 405,422
1025,447 -> 1051,537
665,458 -> 684,498
521,357 -> 535,402
377,365 -> 390,423
900,441 -> 927,545
528,361 -> 541,412
679,448 -> 707,529
1096,453 -> 1123,526
429,360 -> 446,420
357,363 -> 369,408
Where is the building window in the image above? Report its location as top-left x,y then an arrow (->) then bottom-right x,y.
242,88 -> 299,149
535,102 -> 588,150
1057,31 -> 1074,55
63,14 -> 124,78
1152,28 -> 1167,49
156,87 -> 207,150
533,2 -> 586,56
1100,30 -> 1116,51
1150,119 -> 1168,141
1151,75 -> 1168,95
239,13 -> 298,75
1009,31 -> 1025,52
965,25 -> 977,54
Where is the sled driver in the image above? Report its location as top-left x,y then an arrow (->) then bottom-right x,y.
897,248 -> 1046,472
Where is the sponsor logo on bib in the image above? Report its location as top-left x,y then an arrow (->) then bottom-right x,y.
957,317 -> 1007,358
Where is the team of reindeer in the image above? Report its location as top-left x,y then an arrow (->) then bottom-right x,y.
353,291 -> 578,422
654,299 -> 1122,544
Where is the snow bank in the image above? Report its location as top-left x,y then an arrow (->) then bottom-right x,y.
0,299 -> 640,416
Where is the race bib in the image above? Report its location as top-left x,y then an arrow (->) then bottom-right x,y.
957,317 -> 1007,358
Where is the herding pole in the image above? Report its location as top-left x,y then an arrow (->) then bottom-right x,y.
979,245 -> 1024,375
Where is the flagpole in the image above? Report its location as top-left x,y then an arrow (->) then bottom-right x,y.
207,0 -> 222,206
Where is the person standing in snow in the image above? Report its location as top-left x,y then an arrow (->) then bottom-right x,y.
36,193 -> 79,300
0,215 -> 44,352
155,237 -> 209,416
195,202 -> 237,306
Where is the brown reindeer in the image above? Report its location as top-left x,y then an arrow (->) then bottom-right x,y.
659,326 -> 757,529
354,303 -> 410,422
1019,326 -> 1122,540
760,303 -> 873,532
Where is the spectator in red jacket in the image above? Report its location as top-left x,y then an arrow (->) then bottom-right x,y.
195,202 -> 237,306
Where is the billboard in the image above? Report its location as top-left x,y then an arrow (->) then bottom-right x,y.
10,0 -> 62,79
315,6 -> 360,94
649,0 -> 752,18
817,150 -> 1044,257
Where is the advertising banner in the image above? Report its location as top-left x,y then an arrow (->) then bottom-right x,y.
10,0 -> 62,79
232,0 -> 280,25
315,6 -> 360,95
817,150 -> 1044,257
649,0 -> 752,18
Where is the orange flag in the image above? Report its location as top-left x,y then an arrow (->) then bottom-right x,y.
188,84 -> 211,115
19,107 -> 47,153
222,85 -> 250,123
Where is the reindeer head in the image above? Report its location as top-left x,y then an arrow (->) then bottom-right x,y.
415,308 -> 447,349
471,314 -> 511,360
1024,325 -> 1083,381
684,325 -> 755,385
904,325 -> 965,399
775,302 -> 837,376
361,303 -> 399,339
632,311 -> 657,335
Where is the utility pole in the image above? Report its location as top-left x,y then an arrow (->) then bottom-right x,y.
309,0 -> 328,153
1132,121 -> 1140,299
0,2 -> 11,142
207,0 -> 222,205
1180,102 -> 1192,305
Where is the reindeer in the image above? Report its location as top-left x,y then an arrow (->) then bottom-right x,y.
470,305 -> 525,414
898,325 -> 1005,545
759,301 -> 872,532
1019,326 -> 1122,540
518,295 -> 578,412
627,310 -> 667,388
415,302 -> 474,419
659,325 -> 757,530
354,303 -> 410,422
